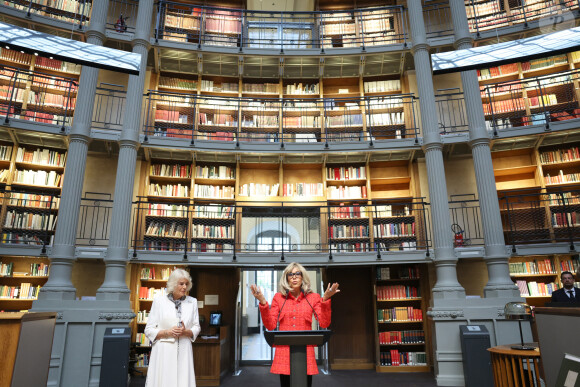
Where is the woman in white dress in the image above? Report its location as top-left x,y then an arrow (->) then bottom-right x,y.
144,269 -> 201,387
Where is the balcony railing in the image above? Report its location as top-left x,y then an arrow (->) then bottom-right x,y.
467,0 -> 580,36
435,88 -> 469,134
155,3 -> 408,49
76,192 -> 113,247
449,194 -> 484,246
481,68 -> 580,135
130,198 -> 431,256
1,0 -> 91,28
500,187 -> 580,251
142,92 -> 420,145
106,0 -> 138,34
92,83 -> 127,132
0,64 -> 77,130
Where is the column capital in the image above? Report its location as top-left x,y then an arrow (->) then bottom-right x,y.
119,138 -> 140,149
69,132 -> 91,145
454,36 -> 473,50
469,136 -> 491,149
422,138 -> 443,151
411,42 -> 430,55
85,29 -> 107,44
132,38 -> 151,51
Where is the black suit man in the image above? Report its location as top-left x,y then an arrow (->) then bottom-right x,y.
551,271 -> 580,302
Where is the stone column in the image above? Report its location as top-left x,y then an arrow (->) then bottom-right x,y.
97,0 -> 154,300
408,1 -> 465,300
449,0 -> 519,298
35,0 -> 108,301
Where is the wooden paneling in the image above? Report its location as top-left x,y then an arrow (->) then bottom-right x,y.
325,266 -> 375,368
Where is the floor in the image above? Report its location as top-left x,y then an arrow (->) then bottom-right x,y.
129,366 -> 438,387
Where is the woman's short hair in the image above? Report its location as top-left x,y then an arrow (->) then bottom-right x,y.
278,262 -> 312,296
166,268 -> 193,294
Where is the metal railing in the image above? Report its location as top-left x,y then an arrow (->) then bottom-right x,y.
0,64 -> 77,131
1,0 -> 91,28
142,91 -> 421,145
435,88 -> 469,134
130,198 -> 431,256
449,194 -> 484,246
467,0 -> 580,36
92,83 -> 127,132
155,2 -> 408,49
423,2 -> 454,39
481,68 -> 580,135
106,0 -> 138,34
76,192 -> 113,247
500,187 -> 580,251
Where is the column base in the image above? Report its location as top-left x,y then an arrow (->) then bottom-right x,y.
30,300 -> 135,387
429,297 -> 532,386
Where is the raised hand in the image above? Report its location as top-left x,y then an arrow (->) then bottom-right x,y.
323,282 -> 340,301
250,284 -> 267,305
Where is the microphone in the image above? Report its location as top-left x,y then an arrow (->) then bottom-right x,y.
303,291 -> 324,329
276,293 -> 289,331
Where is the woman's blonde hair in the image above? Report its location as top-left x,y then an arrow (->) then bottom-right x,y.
166,268 -> 193,294
278,262 -> 312,296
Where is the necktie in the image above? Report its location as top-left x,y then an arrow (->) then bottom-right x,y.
568,290 -> 575,301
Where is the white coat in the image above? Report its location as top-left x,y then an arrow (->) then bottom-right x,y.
144,295 -> 201,387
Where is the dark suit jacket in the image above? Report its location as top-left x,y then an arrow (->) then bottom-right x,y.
551,287 -> 580,302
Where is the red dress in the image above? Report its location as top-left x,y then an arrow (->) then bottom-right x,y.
259,291 -> 331,375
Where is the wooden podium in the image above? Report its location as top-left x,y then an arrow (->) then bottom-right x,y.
264,330 -> 332,387
0,312 -> 57,387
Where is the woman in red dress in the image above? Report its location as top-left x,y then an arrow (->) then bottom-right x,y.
250,262 -> 340,387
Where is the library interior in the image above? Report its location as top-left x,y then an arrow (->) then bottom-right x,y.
0,0 -> 580,386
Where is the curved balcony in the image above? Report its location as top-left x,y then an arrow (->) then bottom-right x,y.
2,0 -> 579,56
142,91 -> 421,151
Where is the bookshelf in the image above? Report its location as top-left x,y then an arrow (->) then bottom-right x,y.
326,163 -> 369,252
2,0 -> 91,24
374,264 -> 429,371
509,254 -> 580,307
192,161 -> 236,253
478,53 -> 578,130
0,255 -> 50,312
132,263 -> 185,371
1,145 -> 65,246
144,160 -> 192,251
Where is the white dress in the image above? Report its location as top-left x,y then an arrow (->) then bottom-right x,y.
144,295 -> 201,387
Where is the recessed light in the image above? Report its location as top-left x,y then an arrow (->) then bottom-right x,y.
34,52 -> 38,56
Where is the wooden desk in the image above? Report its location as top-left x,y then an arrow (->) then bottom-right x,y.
488,344 -> 541,387
193,326 -> 230,386
0,312 -> 56,387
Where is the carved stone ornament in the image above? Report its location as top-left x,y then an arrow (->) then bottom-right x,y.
427,310 -> 465,319
98,312 -> 136,321
56,312 -> 63,320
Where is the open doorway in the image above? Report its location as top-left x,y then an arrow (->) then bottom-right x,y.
239,267 -> 322,364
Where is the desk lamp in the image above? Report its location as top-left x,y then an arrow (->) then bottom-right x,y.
504,302 -> 536,350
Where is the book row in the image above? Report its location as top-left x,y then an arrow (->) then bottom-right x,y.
329,204 -> 367,219
13,169 -> 62,187
329,225 -> 369,239
327,185 -> 367,200
150,164 -> 191,178
0,145 -> 11,160
137,310 -> 150,323
515,280 -> 560,297
195,165 -> 235,180
140,267 -> 173,281
194,184 -> 235,199
149,183 -> 189,198
552,212 -> 580,227
376,265 -> 420,280
377,307 -> 423,322
138,286 -> 168,300
540,146 -> 580,164
192,225 -> 234,239
327,166 -> 366,181
1,232 -> 49,245
16,147 -> 67,167
374,222 -> 415,238
238,183 -> 279,197
281,183 -> 324,197
145,222 -> 186,238
4,211 -> 57,231
544,171 -> 580,185
0,283 -> 41,299
378,330 -> 425,345
379,351 -> 427,367
191,242 -> 234,252
508,259 -> 555,275
376,285 -> 420,300
135,333 -> 151,347
7,193 -> 60,209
